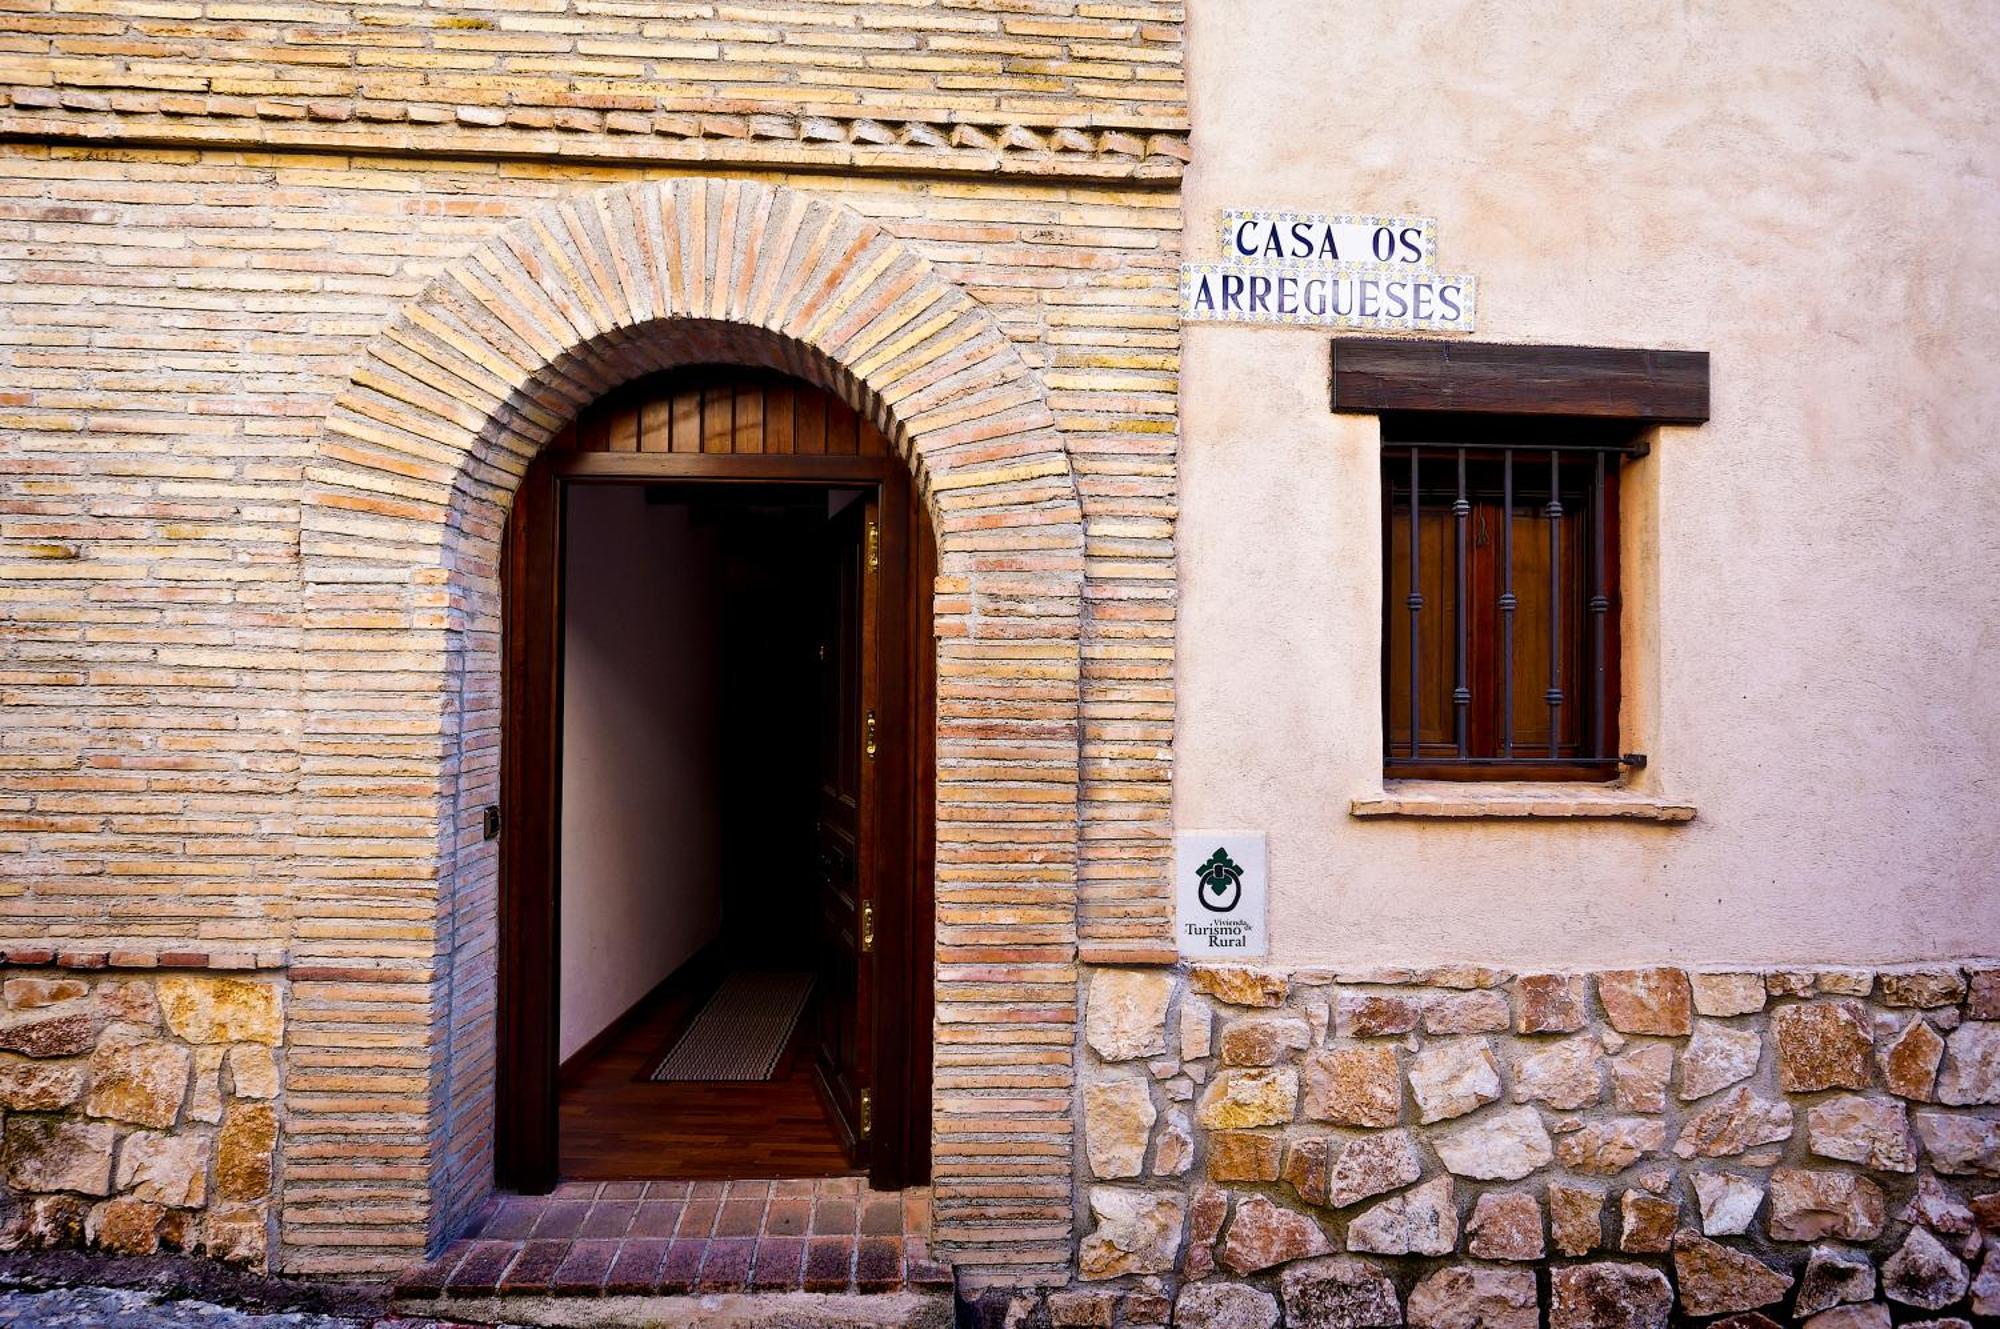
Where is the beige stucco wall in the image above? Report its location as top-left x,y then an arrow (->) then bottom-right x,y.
1176,0 -> 2000,966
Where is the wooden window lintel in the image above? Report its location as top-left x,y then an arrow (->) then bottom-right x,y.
1333,339 -> 1709,423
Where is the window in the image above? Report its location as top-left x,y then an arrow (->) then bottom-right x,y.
1381,415 -> 1642,781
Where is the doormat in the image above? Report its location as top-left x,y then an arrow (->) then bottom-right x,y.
646,970 -> 816,1082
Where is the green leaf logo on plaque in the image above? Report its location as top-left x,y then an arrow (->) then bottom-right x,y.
1197,847 -> 1243,913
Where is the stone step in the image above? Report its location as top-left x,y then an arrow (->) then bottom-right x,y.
394,1288 -> 956,1329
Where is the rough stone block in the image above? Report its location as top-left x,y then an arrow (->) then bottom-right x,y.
1680,1020 -> 1762,1100
1610,1043 -> 1673,1113
1879,968 -> 1966,1010
1173,1282 -> 1278,1329
1334,992 -> 1418,1039
1514,974 -> 1588,1033
1085,970 -> 1172,1061
1222,1193 -> 1331,1273
1280,1255 -> 1402,1329
1549,1180 -> 1606,1255
1548,1262 -> 1672,1329
1326,1129 -> 1424,1208
1690,973 -> 1766,1018
1302,1046 -> 1399,1127
1434,1105 -> 1553,1181
0,1055 -> 86,1111
4,979 -> 88,1009
1347,1175 -> 1455,1256
1407,1264 -> 1536,1329
1422,989 -> 1509,1035
1879,1017 -> 1945,1100
1797,1244 -> 1878,1316
1936,1021 -> 2000,1106
1617,1190 -> 1677,1252
1773,1000 -> 1874,1093
158,976 -> 281,1046
215,1101 -> 277,1202
87,1196 -> 165,1255
1083,1074 -> 1155,1179
1189,965 -> 1288,1009
1691,1170 -> 1763,1235
1219,1013 -> 1310,1066
3,1117 -> 116,1196
1881,1225 -> 1969,1308
1558,1116 -> 1667,1173
1208,1131 -> 1281,1183
1806,1094 -> 1916,1172
1514,1035 -> 1603,1110
1196,1067 -> 1297,1130
115,1129 -> 209,1207
1913,1110 -> 2000,1176
1672,1229 -> 1791,1315
227,1044 -> 278,1099
1598,968 -> 1692,1036
1408,1038 -> 1501,1123
1466,1190 -> 1543,1260
1767,1166 -> 1886,1241
0,1009 -> 98,1059
1077,1187 -> 1182,1279
202,1203 -> 268,1268
85,1032 -> 191,1128
1673,1087 -> 1794,1159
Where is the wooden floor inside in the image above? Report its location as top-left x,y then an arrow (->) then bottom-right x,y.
558,967 -> 855,1181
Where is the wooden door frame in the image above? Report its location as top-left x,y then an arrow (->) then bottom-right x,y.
497,448 -> 934,1194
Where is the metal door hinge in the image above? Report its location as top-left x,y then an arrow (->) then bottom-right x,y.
865,710 -> 877,760
860,900 -> 875,953
858,1088 -> 873,1138
867,519 -> 879,571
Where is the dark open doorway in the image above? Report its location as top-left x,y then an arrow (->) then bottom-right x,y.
495,369 -> 935,1195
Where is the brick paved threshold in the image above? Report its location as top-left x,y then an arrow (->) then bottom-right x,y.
395,1178 -> 955,1328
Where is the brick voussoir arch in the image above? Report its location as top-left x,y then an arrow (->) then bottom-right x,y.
292,178 -> 1086,1280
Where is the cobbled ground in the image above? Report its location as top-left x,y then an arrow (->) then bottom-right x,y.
0,1286 -> 505,1328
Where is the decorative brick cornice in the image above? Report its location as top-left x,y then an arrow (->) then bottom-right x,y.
0,944 -> 288,971
0,91 -> 1190,182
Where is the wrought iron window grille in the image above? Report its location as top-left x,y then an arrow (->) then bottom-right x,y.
1382,418 -> 1643,782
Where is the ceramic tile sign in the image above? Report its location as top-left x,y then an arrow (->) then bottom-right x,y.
1175,831 -> 1268,957
1181,209 -> 1477,333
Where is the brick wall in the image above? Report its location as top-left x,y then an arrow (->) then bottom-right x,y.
0,0 -> 1192,1287
0,136 -> 1182,1277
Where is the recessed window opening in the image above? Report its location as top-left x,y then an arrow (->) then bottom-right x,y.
1382,413 -> 1643,782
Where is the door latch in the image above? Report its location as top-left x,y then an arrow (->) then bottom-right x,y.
860,900 -> 875,953
864,710 -> 877,760
858,1088 -> 873,1138
867,519 -> 879,571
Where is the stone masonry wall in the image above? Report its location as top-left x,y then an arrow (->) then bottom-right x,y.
1036,961 -> 2000,1327
0,961 -> 284,1271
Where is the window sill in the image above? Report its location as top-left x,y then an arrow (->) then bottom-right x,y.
1350,780 -> 1696,823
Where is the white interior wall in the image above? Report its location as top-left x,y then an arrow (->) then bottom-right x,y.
558,487 -> 723,1062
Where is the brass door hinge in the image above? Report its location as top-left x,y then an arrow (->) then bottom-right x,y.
864,710 -> 877,759
858,1088 -> 873,1138
860,899 -> 875,953
867,519 -> 879,571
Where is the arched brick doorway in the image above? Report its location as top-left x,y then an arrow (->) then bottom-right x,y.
495,365 -> 938,1195
297,179 -> 1084,1281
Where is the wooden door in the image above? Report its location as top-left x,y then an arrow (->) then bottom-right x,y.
812,492 -> 876,1161
499,368 -> 932,1193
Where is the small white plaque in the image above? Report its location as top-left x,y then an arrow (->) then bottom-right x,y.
1175,831 -> 1268,958
1219,210 -> 1436,268
1180,262 -> 1476,333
